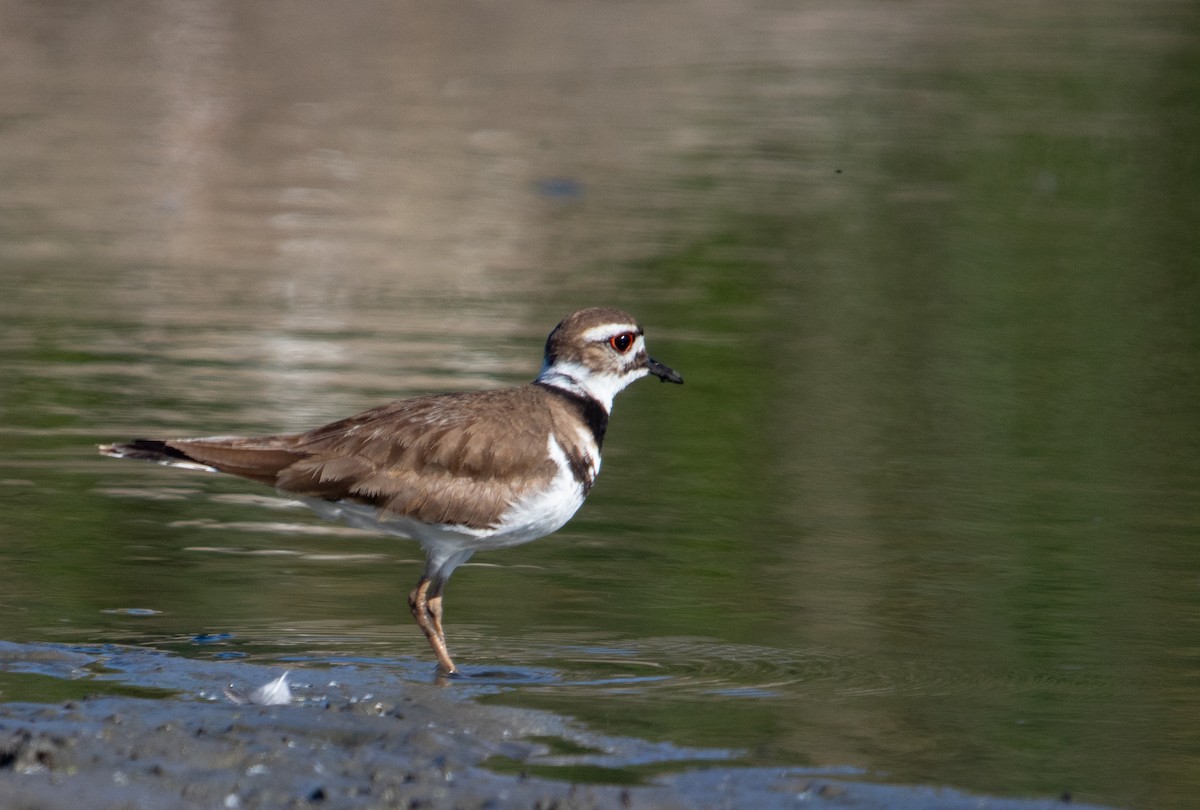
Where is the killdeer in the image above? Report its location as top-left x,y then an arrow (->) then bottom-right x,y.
100,308 -> 683,674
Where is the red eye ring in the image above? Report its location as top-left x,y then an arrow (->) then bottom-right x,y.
609,332 -> 635,353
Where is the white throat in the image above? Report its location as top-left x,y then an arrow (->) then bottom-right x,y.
536,360 -> 645,411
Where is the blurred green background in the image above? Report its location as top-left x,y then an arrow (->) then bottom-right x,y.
1,1 -> 1198,808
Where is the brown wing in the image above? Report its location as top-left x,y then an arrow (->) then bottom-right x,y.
163,387 -> 559,530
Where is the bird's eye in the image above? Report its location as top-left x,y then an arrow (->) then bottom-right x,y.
609,332 -> 635,353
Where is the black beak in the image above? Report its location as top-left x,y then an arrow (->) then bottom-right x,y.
646,356 -> 684,384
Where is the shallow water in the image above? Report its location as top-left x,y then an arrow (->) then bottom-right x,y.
2,1 -> 1199,808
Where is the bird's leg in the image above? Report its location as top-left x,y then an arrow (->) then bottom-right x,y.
408,575 -> 458,674
427,577 -> 448,643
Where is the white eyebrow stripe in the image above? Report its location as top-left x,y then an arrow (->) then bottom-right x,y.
581,323 -> 639,342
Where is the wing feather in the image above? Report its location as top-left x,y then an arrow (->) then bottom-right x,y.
105,387 -> 561,531
280,387 -> 558,529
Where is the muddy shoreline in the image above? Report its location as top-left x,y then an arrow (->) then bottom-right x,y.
0,642 -> 1106,809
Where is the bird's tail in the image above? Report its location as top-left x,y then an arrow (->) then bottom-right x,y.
99,437 -> 304,486
100,439 -> 208,466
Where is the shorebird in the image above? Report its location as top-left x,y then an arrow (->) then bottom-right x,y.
100,308 -> 683,673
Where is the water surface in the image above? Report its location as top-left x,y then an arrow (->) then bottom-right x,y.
2,2 -> 1198,808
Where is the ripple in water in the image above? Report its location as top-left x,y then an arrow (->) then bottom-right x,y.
91,616 -> 1114,704
458,634 -> 1117,702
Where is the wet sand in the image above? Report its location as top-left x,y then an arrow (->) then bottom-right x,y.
0,642 -> 1107,809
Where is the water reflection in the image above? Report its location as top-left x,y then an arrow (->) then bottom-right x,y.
3,1 -> 1199,808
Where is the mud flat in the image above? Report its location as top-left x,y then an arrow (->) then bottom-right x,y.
0,642 -> 1107,809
